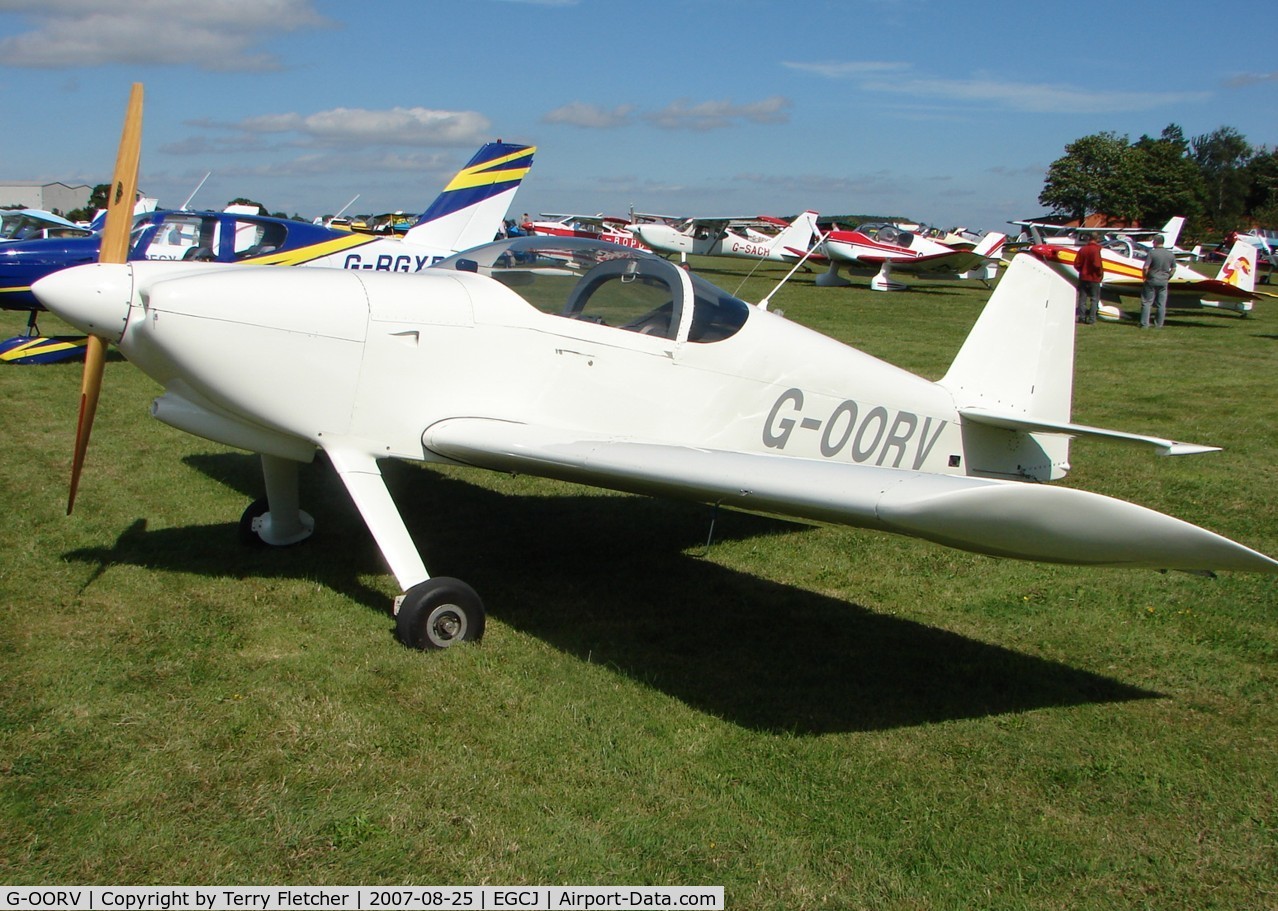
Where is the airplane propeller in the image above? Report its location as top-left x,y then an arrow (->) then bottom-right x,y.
68,82 -> 143,514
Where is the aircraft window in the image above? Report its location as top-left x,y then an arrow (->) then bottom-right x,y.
562,256 -> 678,339
434,238 -> 747,344
235,221 -> 287,259
686,274 -> 749,343
142,214 -> 207,261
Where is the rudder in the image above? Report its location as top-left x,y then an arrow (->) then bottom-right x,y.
404,142 -> 536,253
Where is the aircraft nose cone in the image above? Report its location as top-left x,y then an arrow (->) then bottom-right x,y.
32,263 -> 132,343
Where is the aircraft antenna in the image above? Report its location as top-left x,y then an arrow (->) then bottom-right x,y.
757,230 -> 828,311
180,171 -> 211,210
329,194 -> 360,224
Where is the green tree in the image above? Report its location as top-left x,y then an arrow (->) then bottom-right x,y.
227,197 -> 267,214
1130,124 -> 1204,232
1245,147 -> 1278,228
1192,126 -> 1252,232
1039,131 -> 1140,223
65,183 -> 112,223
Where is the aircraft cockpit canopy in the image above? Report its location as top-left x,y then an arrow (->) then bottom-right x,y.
436,237 -> 750,344
859,222 -> 917,249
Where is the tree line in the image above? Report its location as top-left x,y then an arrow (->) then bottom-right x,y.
1039,124 -> 1277,242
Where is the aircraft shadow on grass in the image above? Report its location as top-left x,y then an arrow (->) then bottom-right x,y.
65,451 -> 1158,735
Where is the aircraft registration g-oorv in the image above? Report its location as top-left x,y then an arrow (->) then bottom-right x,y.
1029,238 -> 1265,316
38,232 -> 1278,649
0,141 -> 535,318
816,222 -> 1007,291
628,211 -> 822,264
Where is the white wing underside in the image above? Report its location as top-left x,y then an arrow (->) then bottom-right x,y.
420,417 -> 1277,574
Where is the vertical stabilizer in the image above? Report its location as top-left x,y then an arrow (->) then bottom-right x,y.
771,210 -> 820,256
404,142 -> 536,254
1200,240 -> 1258,312
973,231 -> 1006,259
937,254 -> 1078,479
1160,216 -> 1185,249
1216,240 -> 1258,295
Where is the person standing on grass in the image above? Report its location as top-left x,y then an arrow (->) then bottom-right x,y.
1140,235 -> 1177,329
1074,235 -> 1104,324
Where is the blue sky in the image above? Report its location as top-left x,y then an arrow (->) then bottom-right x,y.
1,0 -> 1274,233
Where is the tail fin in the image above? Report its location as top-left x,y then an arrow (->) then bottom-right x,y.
938,253 -> 1076,479
1217,240 -> 1258,295
1160,216 -> 1185,249
771,210 -> 820,255
973,231 -> 1006,258
403,142 -> 536,253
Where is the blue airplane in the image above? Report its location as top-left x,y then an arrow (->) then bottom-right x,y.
0,141 -> 535,363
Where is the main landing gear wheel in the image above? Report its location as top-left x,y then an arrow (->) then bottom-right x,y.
237,497 -> 314,547
395,577 -> 486,650
238,498 -> 271,546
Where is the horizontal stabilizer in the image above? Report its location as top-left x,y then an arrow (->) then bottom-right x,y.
423,417 -> 1277,574
960,408 -> 1221,456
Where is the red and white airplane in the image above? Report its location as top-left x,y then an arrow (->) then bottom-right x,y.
522,213 -> 648,250
628,211 -> 821,264
816,222 -> 1007,291
1029,238 -> 1264,316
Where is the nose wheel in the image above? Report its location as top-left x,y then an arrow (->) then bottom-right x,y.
395,577 -> 486,650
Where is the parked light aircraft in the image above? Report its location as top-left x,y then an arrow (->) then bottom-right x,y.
0,140 -> 534,364
1029,238 -> 1263,316
816,222 -> 1006,291
1011,216 -> 1197,261
37,86 -> 1278,652
524,213 -> 648,249
628,211 -> 821,264
0,209 -> 91,242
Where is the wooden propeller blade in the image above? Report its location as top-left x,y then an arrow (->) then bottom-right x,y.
68,82 -> 142,514
68,334 -> 106,514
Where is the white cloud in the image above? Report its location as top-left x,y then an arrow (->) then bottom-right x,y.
645,96 -> 792,131
786,58 -> 1210,115
542,102 -> 635,129
0,0 -> 333,71
1224,71 -> 1278,88
184,106 -> 494,149
782,60 -> 910,79
863,76 -> 1209,114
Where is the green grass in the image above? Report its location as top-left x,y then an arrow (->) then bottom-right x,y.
1,260 -> 1276,909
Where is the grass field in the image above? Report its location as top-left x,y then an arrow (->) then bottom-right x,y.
1,257 -> 1276,909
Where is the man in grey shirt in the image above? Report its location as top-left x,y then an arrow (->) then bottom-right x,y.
1140,236 -> 1177,328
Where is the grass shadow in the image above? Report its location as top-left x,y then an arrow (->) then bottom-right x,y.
65,453 -> 1158,734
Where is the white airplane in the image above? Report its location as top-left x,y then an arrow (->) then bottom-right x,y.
816,222 -> 1007,291
629,211 -> 821,264
0,208 -> 92,242
1030,237 -> 1265,316
1010,217 -> 1199,261
40,85 -> 1278,651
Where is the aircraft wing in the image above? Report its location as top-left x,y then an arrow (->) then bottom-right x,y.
1183,277 -> 1271,300
860,248 -> 994,275
422,417 -> 1278,572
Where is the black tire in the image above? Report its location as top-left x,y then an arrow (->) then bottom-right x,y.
395,577 -> 485,650
238,497 -> 270,547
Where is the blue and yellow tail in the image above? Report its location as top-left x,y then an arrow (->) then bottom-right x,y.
404,142 -> 536,253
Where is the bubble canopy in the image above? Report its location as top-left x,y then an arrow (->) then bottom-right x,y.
435,237 -> 751,344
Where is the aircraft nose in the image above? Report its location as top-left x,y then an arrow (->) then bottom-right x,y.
32,263 -> 132,343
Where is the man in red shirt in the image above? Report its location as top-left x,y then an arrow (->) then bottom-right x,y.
1074,235 -> 1105,324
